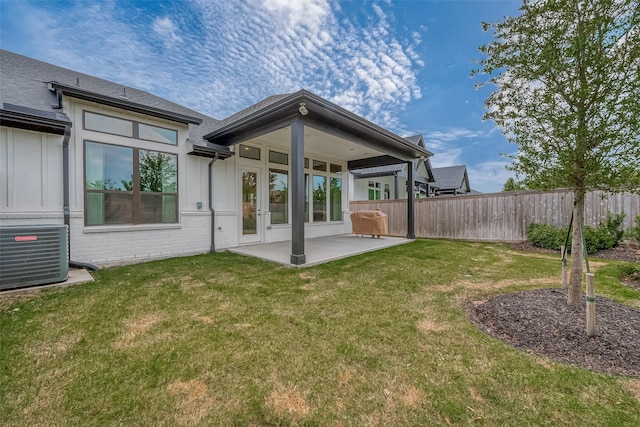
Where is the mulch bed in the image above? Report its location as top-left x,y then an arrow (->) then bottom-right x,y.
469,289 -> 640,377
470,241 -> 640,377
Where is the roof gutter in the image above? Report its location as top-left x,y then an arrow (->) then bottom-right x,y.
0,104 -> 71,134
49,82 -> 203,125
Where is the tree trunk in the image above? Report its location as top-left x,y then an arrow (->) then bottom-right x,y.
568,189 -> 585,307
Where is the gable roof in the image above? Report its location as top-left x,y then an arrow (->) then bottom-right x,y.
0,50 -> 234,158
0,50 -> 209,129
432,165 -> 471,192
404,134 -> 426,149
204,90 -> 433,163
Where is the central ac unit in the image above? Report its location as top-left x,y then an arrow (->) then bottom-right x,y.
0,225 -> 69,291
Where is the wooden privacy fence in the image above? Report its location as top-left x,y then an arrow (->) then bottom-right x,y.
350,189 -> 640,242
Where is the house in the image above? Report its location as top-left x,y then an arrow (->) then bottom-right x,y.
351,134 -> 436,200
431,165 -> 473,196
0,50 -> 430,266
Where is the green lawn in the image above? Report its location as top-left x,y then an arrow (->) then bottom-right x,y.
1,239 -> 639,426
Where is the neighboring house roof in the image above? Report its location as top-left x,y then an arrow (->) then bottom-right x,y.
0,49 -> 232,158
432,165 -> 471,193
350,133 -> 435,180
350,163 -> 406,178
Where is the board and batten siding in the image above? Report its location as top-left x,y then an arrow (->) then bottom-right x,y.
350,189 -> 640,242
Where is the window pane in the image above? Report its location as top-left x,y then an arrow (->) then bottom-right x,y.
139,123 -> 177,145
269,150 -> 288,165
141,194 -> 176,223
242,171 -> 258,235
304,158 -> 309,169
139,150 -> 177,193
312,175 -> 326,221
239,144 -> 260,160
86,193 -> 104,225
313,160 -> 327,172
85,112 -> 133,137
85,142 -> 133,191
269,170 -> 288,224
330,163 -> 342,174
305,174 -> 309,222
330,177 -> 342,221
86,192 -> 133,225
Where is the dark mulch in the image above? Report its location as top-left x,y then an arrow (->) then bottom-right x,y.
469,288 -> 640,377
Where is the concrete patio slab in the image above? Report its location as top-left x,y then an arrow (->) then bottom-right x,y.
228,234 -> 413,267
0,268 -> 94,296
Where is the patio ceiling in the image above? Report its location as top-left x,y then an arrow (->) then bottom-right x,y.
252,125 -> 387,162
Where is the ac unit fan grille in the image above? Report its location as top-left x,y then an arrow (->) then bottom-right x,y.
0,225 -> 69,290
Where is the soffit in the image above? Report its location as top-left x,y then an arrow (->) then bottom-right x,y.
252,126 -> 386,162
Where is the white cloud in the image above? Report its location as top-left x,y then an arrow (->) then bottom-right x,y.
467,161 -> 514,193
152,17 -> 183,45
430,147 -> 464,168
2,0 -> 425,130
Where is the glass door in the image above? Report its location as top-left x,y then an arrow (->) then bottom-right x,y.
240,167 -> 262,243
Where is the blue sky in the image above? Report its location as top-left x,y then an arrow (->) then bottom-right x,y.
0,0 -> 522,193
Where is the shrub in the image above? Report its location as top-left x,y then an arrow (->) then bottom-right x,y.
618,261 -> 640,279
526,223 -> 567,250
626,215 -> 640,243
604,211 -> 625,243
527,211 -> 626,254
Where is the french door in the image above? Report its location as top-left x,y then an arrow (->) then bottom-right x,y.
239,166 -> 263,244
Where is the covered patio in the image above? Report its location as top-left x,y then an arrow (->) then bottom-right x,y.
201,90 -> 431,265
228,234 -> 412,267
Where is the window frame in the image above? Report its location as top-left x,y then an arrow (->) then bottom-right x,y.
83,111 -> 178,145
304,156 -> 345,224
83,140 -> 179,226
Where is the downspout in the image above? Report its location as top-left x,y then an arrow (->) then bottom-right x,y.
61,124 -> 99,271
208,153 -> 220,253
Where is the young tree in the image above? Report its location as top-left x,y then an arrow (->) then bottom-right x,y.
473,0 -> 640,307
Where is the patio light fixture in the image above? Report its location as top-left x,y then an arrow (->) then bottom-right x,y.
298,102 -> 308,116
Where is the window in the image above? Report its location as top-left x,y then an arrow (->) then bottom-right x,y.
313,160 -> 327,172
85,141 -> 177,225
312,175 -> 326,221
384,183 -> 390,200
269,150 -> 288,165
269,169 -> 288,225
139,123 -> 177,145
239,144 -> 260,160
368,181 -> 381,200
330,177 -> 342,221
303,158 -> 344,223
84,111 -> 177,144
85,111 -> 133,137
304,174 -> 310,222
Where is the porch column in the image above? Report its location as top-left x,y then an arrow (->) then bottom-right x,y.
394,173 -> 399,199
290,119 -> 306,264
406,160 -> 415,239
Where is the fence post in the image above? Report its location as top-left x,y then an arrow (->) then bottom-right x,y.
561,245 -> 568,289
586,273 -> 596,337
